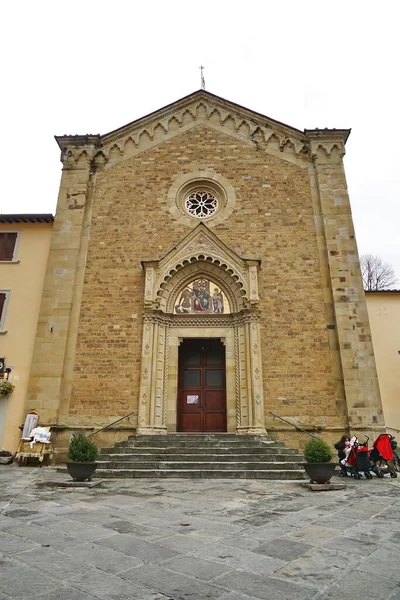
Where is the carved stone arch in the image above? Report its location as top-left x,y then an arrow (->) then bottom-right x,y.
76,150 -> 90,168
138,129 -> 152,146
181,109 -> 196,125
329,144 -> 345,161
158,260 -> 245,312
123,137 -> 137,154
158,261 -> 246,314
109,143 -> 122,159
64,149 -> 76,166
266,133 -> 280,151
142,224 -> 259,309
168,115 -> 181,131
92,151 -> 108,170
208,107 -> 223,123
196,102 -> 208,118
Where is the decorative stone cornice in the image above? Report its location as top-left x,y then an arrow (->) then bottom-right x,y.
55,134 -> 101,149
142,309 -> 260,328
54,93 -> 351,169
101,90 -> 307,149
305,128 -> 350,162
55,135 -> 102,169
60,92 -> 313,168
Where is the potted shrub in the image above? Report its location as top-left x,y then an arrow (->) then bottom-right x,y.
66,434 -> 99,482
302,437 -> 336,484
0,449 -> 13,464
0,381 -> 15,397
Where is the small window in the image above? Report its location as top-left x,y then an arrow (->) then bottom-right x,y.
0,232 -> 18,261
0,291 -> 10,331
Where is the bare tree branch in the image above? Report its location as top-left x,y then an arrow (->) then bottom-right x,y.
360,254 -> 398,291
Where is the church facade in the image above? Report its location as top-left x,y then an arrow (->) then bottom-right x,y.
25,91 -> 384,458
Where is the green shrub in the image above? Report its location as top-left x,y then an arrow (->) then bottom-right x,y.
303,437 -> 334,463
0,381 -> 15,397
67,435 -> 99,462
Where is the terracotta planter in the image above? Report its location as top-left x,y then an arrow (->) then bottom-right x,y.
302,461 -> 336,484
66,461 -> 98,482
0,456 -> 13,464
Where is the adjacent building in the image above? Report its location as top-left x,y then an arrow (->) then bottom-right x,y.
0,215 -> 54,450
366,291 -> 400,432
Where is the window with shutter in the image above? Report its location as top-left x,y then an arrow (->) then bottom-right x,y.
0,232 -> 18,261
0,292 -> 7,329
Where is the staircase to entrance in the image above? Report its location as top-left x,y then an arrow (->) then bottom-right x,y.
95,433 -> 305,479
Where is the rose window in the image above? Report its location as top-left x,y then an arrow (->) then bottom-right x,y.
184,190 -> 219,219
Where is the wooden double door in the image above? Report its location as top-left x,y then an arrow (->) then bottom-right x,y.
178,338 -> 226,432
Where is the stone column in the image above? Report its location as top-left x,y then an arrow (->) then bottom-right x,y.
308,133 -> 384,438
25,136 -> 100,425
137,314 -> 167,434
235,322 -> 248,431
236,313 -> 266,435
248,318 -> 265,432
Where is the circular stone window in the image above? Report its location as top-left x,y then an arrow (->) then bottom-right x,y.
185,190 -> 218,219
167,170 -> 237,227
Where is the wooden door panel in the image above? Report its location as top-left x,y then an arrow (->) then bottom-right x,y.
205,412 -> 225,432
205,390 -> 225,410
182,413 -> 203,432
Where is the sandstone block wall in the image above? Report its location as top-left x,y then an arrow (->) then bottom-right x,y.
69,126 -> 341,436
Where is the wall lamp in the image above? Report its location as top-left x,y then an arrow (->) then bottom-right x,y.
4,368 -> 11,381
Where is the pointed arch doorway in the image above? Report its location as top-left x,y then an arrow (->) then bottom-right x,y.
178,338 -> 226,432
138,223 -> 266,436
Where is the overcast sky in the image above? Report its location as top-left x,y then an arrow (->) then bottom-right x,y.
1,1 -> 399,283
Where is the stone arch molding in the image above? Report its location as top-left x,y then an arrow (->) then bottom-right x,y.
138,223 -> 266,436
141,223 -> 260,312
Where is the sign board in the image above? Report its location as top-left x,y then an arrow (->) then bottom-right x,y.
0,358 -> 4,375
187,395 -> 199,404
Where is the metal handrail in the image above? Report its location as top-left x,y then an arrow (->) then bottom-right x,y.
269,411 -> 318,439
386,426 -> 400,433
88,411 -> 136,439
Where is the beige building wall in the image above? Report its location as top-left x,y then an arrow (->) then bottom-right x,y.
0,219 -> 53,451
366,291 -> 400,431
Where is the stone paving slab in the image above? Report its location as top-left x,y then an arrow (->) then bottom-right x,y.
1,465 -> 400,599
302,482 -> 346,491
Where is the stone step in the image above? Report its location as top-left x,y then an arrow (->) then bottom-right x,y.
96,460 -> 302,471
92,433 -> 303,480
117,440 -> 286,449
94,468 -> 306,480
98,452 -> 303,462
127,433 -> 268,441
100,447 -> 300,456
123,434 -> 273,443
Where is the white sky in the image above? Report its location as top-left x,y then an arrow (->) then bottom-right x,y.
1,1 -> 399,282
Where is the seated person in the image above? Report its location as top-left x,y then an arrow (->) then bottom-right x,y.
334,435 -> 350,462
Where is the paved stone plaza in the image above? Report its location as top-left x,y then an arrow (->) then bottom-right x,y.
1,466 -> 400,600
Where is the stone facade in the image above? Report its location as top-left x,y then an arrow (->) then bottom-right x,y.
24,91 -> 384,458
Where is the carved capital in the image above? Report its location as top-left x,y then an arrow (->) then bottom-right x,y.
56,135 -> 101,169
